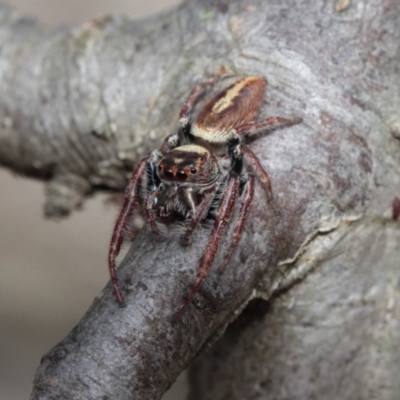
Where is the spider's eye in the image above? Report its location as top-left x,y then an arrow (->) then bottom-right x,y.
176,170 -> 188,180
164,169 -> 174,178
190,168 -> 197,174
158,165 -> 162,170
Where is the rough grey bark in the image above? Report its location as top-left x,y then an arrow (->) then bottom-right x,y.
189,220 -> 400,399
0,0 -> 399,399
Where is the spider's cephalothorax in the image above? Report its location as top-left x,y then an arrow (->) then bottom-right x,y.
145,144 -> 223,239
108,76 -> 300,314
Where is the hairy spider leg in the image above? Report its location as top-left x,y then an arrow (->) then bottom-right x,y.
235,116 -> 301,200
159,81 -> 216,154
235,116 -> 301,138
174,172 -> 241,317
219,175 -> 255,272
178,80 -> 216,134
226,117 -> 300,206
241,145 -> 273,203
179,185 -> 219,246
108,155 -> 150,304
160,132 -> 181,153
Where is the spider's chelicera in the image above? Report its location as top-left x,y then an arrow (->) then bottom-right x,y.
108,76 -> 300,315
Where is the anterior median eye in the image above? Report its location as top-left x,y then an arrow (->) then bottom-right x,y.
177,170 -> 188,180
164,169 -> 174,178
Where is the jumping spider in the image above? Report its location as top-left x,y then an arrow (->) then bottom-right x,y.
109,76 -> 300,314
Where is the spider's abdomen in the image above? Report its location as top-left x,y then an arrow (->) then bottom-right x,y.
192,76 -> 266,144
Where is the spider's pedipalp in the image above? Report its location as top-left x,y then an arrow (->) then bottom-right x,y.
144,189 -> 167,240
179,185 -> 219,246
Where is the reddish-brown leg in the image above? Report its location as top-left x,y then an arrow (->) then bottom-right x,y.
236,116 -> 301,137
241,145 -> 273,203
234,117 -> 301,207
159,132 -> 182,153
108,156 -> 150,304
174,172 -> 240,317
179,80 -> 216,126
219,175 -> 255,272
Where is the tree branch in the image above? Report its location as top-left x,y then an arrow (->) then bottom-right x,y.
0,0 -> 398,399
189,218 -> 400,399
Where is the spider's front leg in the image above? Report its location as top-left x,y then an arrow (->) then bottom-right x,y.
175,172 -> 240,317
108,155 -> 151,304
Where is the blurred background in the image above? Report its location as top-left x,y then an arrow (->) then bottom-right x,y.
0,1 -> 187,399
